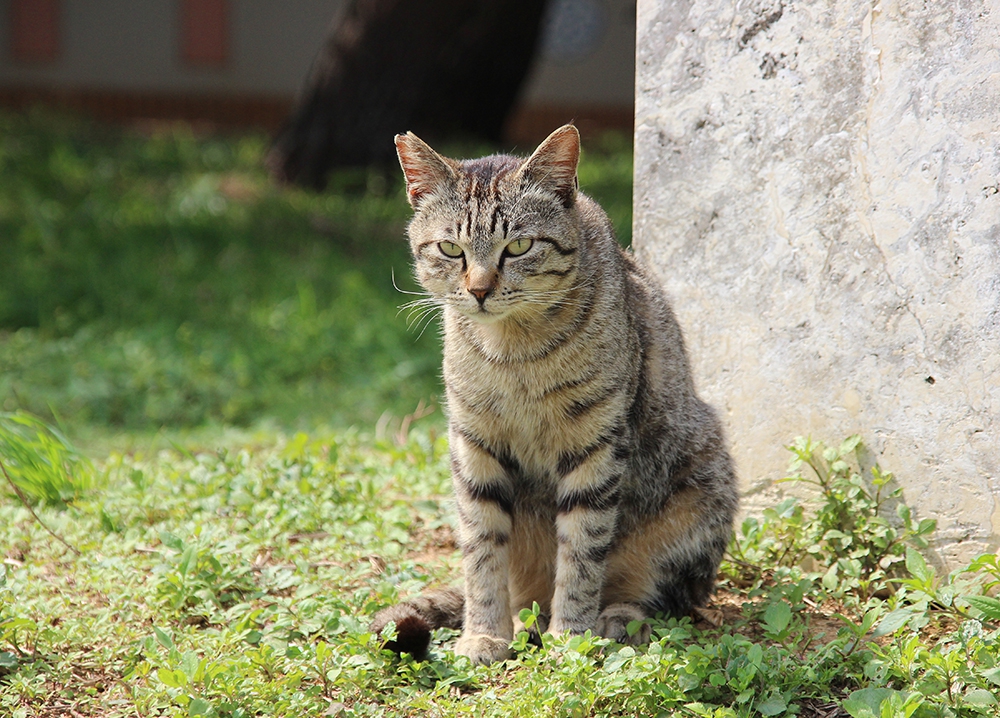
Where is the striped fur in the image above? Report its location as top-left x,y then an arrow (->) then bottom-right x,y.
372,125 -> 738,664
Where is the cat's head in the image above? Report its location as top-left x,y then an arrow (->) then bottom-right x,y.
396,125 -> 583,324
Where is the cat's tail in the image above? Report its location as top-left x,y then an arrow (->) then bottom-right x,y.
369,587 -> 464,658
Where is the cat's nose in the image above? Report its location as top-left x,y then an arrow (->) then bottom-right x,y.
466,266 -> 498,304
468,286 -> 493,303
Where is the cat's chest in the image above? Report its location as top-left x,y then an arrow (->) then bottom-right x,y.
445,353 -> 613,477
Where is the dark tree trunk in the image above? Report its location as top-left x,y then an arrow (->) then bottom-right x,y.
268,0 -> 550,190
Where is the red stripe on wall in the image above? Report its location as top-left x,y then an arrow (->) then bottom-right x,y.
181,0 -> 228,66
9,0 -> 60,63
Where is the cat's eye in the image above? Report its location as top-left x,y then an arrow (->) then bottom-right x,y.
505,238 -> 533,257
438,241 -> 464,258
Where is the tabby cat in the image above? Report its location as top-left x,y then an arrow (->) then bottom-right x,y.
370,125 -> 738,665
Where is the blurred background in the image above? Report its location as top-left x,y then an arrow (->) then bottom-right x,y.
0,0 -> 636,440
0,0 -> 634,143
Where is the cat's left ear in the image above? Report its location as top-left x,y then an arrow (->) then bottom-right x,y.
519,124 -> 580,207
395,132 -> 457,209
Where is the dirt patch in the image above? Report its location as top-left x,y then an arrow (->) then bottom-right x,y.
408,524 -> 459,568
25,653 -> 128,718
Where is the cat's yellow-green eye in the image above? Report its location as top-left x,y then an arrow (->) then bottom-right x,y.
439,241 -> 464,258
505,238 -> 533,256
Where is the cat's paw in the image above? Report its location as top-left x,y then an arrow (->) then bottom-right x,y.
454,633 -> 512,664
594,603 -> 650,645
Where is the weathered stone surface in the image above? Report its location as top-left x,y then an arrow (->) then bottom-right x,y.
634,0 -> 1000,564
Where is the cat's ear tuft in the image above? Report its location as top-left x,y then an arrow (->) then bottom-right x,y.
395,132 -> 455,209
520,124 -> 581,207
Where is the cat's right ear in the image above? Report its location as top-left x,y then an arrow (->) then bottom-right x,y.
395,132 -> 456,209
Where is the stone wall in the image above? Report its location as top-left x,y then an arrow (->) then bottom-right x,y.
633,0 -> 1000,565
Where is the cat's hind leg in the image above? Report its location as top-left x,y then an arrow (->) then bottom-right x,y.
594,602 -> 651,644
602,483 -> 732,622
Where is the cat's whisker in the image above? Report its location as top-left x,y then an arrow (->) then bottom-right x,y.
398,297 -> 440,313
391,267 -> 434,297
413,317 -> 438,341
408,315 -> 432,334
395,292 -> 444,332
408,299 -> 443,323
400,308 -> 430,326
406,306 -> 441,332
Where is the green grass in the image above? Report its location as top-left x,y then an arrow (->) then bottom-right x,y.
0,110 -> 632,434
0,111 -> 438,430
2,429 -> 1000,717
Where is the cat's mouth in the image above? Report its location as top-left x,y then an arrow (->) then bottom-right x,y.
471,304 -> 502,322
456,300 -> 506,323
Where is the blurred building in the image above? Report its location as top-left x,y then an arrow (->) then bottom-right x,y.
0,0 -> 634,141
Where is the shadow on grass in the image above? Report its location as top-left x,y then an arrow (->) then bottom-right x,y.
0,110 -> 633,435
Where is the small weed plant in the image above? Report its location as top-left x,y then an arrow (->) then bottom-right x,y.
0,411 -> 96,506
727,435 -> 1000,717
2,425 -> 999,717
731,435 -> 938,603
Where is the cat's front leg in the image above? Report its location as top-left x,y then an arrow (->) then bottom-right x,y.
549,446 -> 621,636
450,428 -> 515,664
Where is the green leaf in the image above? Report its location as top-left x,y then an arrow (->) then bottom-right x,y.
2,617 -> 36,632
0,651 -> 18,669
763,600 -> 792,635
758,694 -> 787,716
980,666 -> 1000,686
603,646 -> 634,673
517,607 -> 536,630
177,546 -> 196,575
822,564 -> 839,591
843,688 -> 897,718
964,689 -> 997,707
873,608 -> 914,637
160,531 -> 184,551
156,667 -> 185,688
830,459 -> 850,474
964,595 -> 1000,621
153,626 -> 173,649
839,435 -> 862,455
377,620 -> 397,642
858,608 -> 881,634
179,650 -> 201,681
0,411 -> 96,505
904,547 -> 934,586
682,703 -> 714,718
626,619 -> 645,637
188,697 -> 212,716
